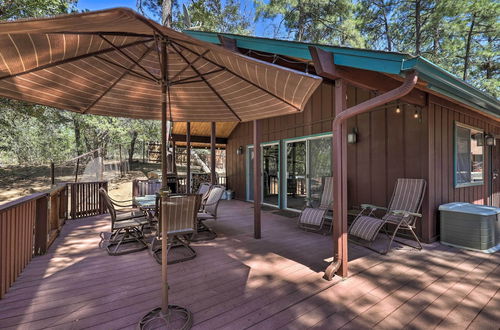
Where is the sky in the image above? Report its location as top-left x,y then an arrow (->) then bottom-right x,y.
76,0 -> 274,36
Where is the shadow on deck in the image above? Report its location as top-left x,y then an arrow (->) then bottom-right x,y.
0,200 -> 498,329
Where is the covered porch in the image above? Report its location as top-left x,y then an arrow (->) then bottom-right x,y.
0,199 -> 497,329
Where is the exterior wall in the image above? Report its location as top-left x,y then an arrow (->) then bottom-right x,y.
225,81 -> 500,243
226,81 -> 340,200
425,95 -> 500,242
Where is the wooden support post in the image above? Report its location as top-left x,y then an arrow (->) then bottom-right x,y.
34,195 -> 49,255
253,120 -> 262,239
211,122 -> 217,185
333,79 -> 347,277
326,78 -> 349,279
186,122 -> 191,193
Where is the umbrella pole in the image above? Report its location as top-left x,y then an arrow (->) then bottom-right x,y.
139,37 -> 192,330
160,38 -> 169,316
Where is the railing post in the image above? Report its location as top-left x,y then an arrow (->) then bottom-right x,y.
100,181 -> 108,214
34,194 -> 49,255
50,162 -> 55,186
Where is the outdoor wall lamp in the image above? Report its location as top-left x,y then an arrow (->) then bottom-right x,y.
473,133 -> 484,146
347,128 -> 358,144
236,146 -> 243,155
485,134 -> 496,146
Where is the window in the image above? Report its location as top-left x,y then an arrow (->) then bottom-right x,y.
455,123 -> 484,187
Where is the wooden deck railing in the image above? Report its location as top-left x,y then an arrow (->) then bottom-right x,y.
0,181 -> 108,298
0,193 -> 46,298
68,181 -> 108,219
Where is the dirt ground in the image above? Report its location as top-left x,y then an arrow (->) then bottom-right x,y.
0,162 -> 161,204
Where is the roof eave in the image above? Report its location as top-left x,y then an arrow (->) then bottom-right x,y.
185,30 -> 500,118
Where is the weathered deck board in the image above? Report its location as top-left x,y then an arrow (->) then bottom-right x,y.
0,200 -> 498,330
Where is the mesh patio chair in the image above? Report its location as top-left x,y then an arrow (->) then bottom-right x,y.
99,188 -> 149,256
150,194 -> 201,264
193,185 -> 225,241
298,177 -> 333,232
197,182 -> 212,208
349,178 -> 426,254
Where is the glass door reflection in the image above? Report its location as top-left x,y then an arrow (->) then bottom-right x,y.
286,140 -> 307,210
263,144 -> 279,207
308,137 -> 332,203
246,146 -> 254,201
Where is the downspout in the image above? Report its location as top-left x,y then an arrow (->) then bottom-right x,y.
333,71 -> 419,127
325,70 -> 419,280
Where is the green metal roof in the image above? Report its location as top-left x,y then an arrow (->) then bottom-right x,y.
186,30 -> 500,119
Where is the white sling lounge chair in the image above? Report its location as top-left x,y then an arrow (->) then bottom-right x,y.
298,177 -> 333,232
349,178 -> 426,254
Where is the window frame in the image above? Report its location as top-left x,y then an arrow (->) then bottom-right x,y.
454,121 -> 485,188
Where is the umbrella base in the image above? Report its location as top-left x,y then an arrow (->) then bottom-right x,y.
138,305 -> 193,330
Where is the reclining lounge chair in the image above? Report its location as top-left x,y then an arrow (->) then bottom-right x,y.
298,177 -> 333,233
349,178 -> 426,254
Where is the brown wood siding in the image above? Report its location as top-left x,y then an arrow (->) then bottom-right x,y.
425,95 -> 500,242
226,82 -> 338,200
225,81 -> 500,243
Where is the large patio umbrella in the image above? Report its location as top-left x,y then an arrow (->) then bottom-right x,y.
0,8 -> 321,329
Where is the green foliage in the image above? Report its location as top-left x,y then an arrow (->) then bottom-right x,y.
0,0 -> 78,20
255,0 -> 364,47
177,0 -> 252,34
0,0 -> 161,165
256,0 -> 499,97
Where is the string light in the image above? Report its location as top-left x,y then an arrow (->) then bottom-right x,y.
395,105 -> 401,114
414,109 -> 419,119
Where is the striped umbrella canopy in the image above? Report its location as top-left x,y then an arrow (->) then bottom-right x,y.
0,8 -> 323,328
0,8 -> 321,122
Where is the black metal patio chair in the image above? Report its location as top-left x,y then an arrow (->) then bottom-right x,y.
99,188 -> 149,256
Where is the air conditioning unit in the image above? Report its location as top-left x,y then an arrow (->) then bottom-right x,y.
439,203 -> 500,253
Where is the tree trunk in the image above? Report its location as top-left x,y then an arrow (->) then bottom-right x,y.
463,13 -> 476,81
129,130 -> 138,163
382,9 -> 392,51
73,118 -> 82,155
162,0 -> 172,27
296,0 -> 305,41
415,0 -> 421,55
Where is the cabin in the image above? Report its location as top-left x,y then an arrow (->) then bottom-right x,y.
184,31 -> 500,247
1,9 -> 499,328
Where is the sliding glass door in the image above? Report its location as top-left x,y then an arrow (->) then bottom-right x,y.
308,137 -> 332,202
286,140 -> 307,210
246,143 -> 280,207
262,143 -> 279,206
246,134 -> 331,210
246,146 -> 254,201
285,134 -> 332,210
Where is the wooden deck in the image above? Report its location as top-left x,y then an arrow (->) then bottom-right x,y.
0,200 -> 498,329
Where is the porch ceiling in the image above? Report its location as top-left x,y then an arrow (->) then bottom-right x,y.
172,122 -> 238,139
